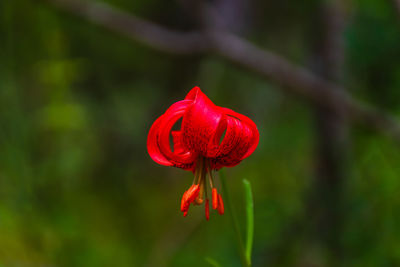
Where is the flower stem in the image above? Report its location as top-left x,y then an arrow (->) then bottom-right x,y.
243,179 -> 254,266
219,169 -> 250,267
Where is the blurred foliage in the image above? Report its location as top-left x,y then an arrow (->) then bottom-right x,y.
0,0 -> 400,266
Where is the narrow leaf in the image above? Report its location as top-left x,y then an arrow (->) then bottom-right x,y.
243,179 -> 254,265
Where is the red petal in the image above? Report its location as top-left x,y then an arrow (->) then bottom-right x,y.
182,87 -> 224,157
147,115 -> 173,166
171,131 -> 185,154
147,100 -> 197,170
223,108 -> 259,159
210,108 -> 259,169
148,86 -> 259,171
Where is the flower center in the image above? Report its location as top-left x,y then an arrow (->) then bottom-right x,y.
180,156 -> 224,220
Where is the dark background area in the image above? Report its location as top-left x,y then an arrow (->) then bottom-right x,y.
1,0 -> 400,266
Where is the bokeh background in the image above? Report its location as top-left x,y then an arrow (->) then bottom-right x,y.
1,0 -> 400,266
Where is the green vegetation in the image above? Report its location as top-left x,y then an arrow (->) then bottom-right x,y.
1,0 -> 400,266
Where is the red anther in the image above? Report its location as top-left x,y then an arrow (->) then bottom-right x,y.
181,184 -> 200,214
183,210 -> 188,217
181,190 -> 189,212
217,194 -> 224,215
205,199 -> 210,221
186,184 -> 200,203
212,188 -> 218,210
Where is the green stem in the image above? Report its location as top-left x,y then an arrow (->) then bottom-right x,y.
243,179 -> 254,266
219,169 -> 250,267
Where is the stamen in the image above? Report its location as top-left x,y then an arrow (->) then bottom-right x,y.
181,157 -> 225,219
181,184 -> 200,215
212,188 -> 218,210
186,184 -> 200,203
217,194 -> 224,215
205,199 -> 210,221
181,191 -> 188,211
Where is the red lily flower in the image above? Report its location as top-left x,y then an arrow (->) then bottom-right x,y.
147,87 -> 259,220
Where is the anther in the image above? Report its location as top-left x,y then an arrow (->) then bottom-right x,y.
212,188 -> 218,210
181,184 -> 200,214
181,191 -> 188,212
186,184 -> 200,203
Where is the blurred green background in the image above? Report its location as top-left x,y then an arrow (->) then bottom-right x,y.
1,0 -> 400,266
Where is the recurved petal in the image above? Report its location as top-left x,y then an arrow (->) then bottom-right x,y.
147,114 -> 173,166
171,131 -> 185,154
222,108 -> 259,159
147,100 -> 197,170
210,108 -> 259,169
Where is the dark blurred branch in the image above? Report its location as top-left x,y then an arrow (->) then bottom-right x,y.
208,31 -> 400,141
41,0 -> 208,54
309,1 -> 348,263
41,0 -> 400,143
394,0 -> 400,16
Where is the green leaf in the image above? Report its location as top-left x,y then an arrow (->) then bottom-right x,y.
243,179 -> 254,266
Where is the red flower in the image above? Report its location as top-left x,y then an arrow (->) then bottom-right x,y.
147,87 -> 259,220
